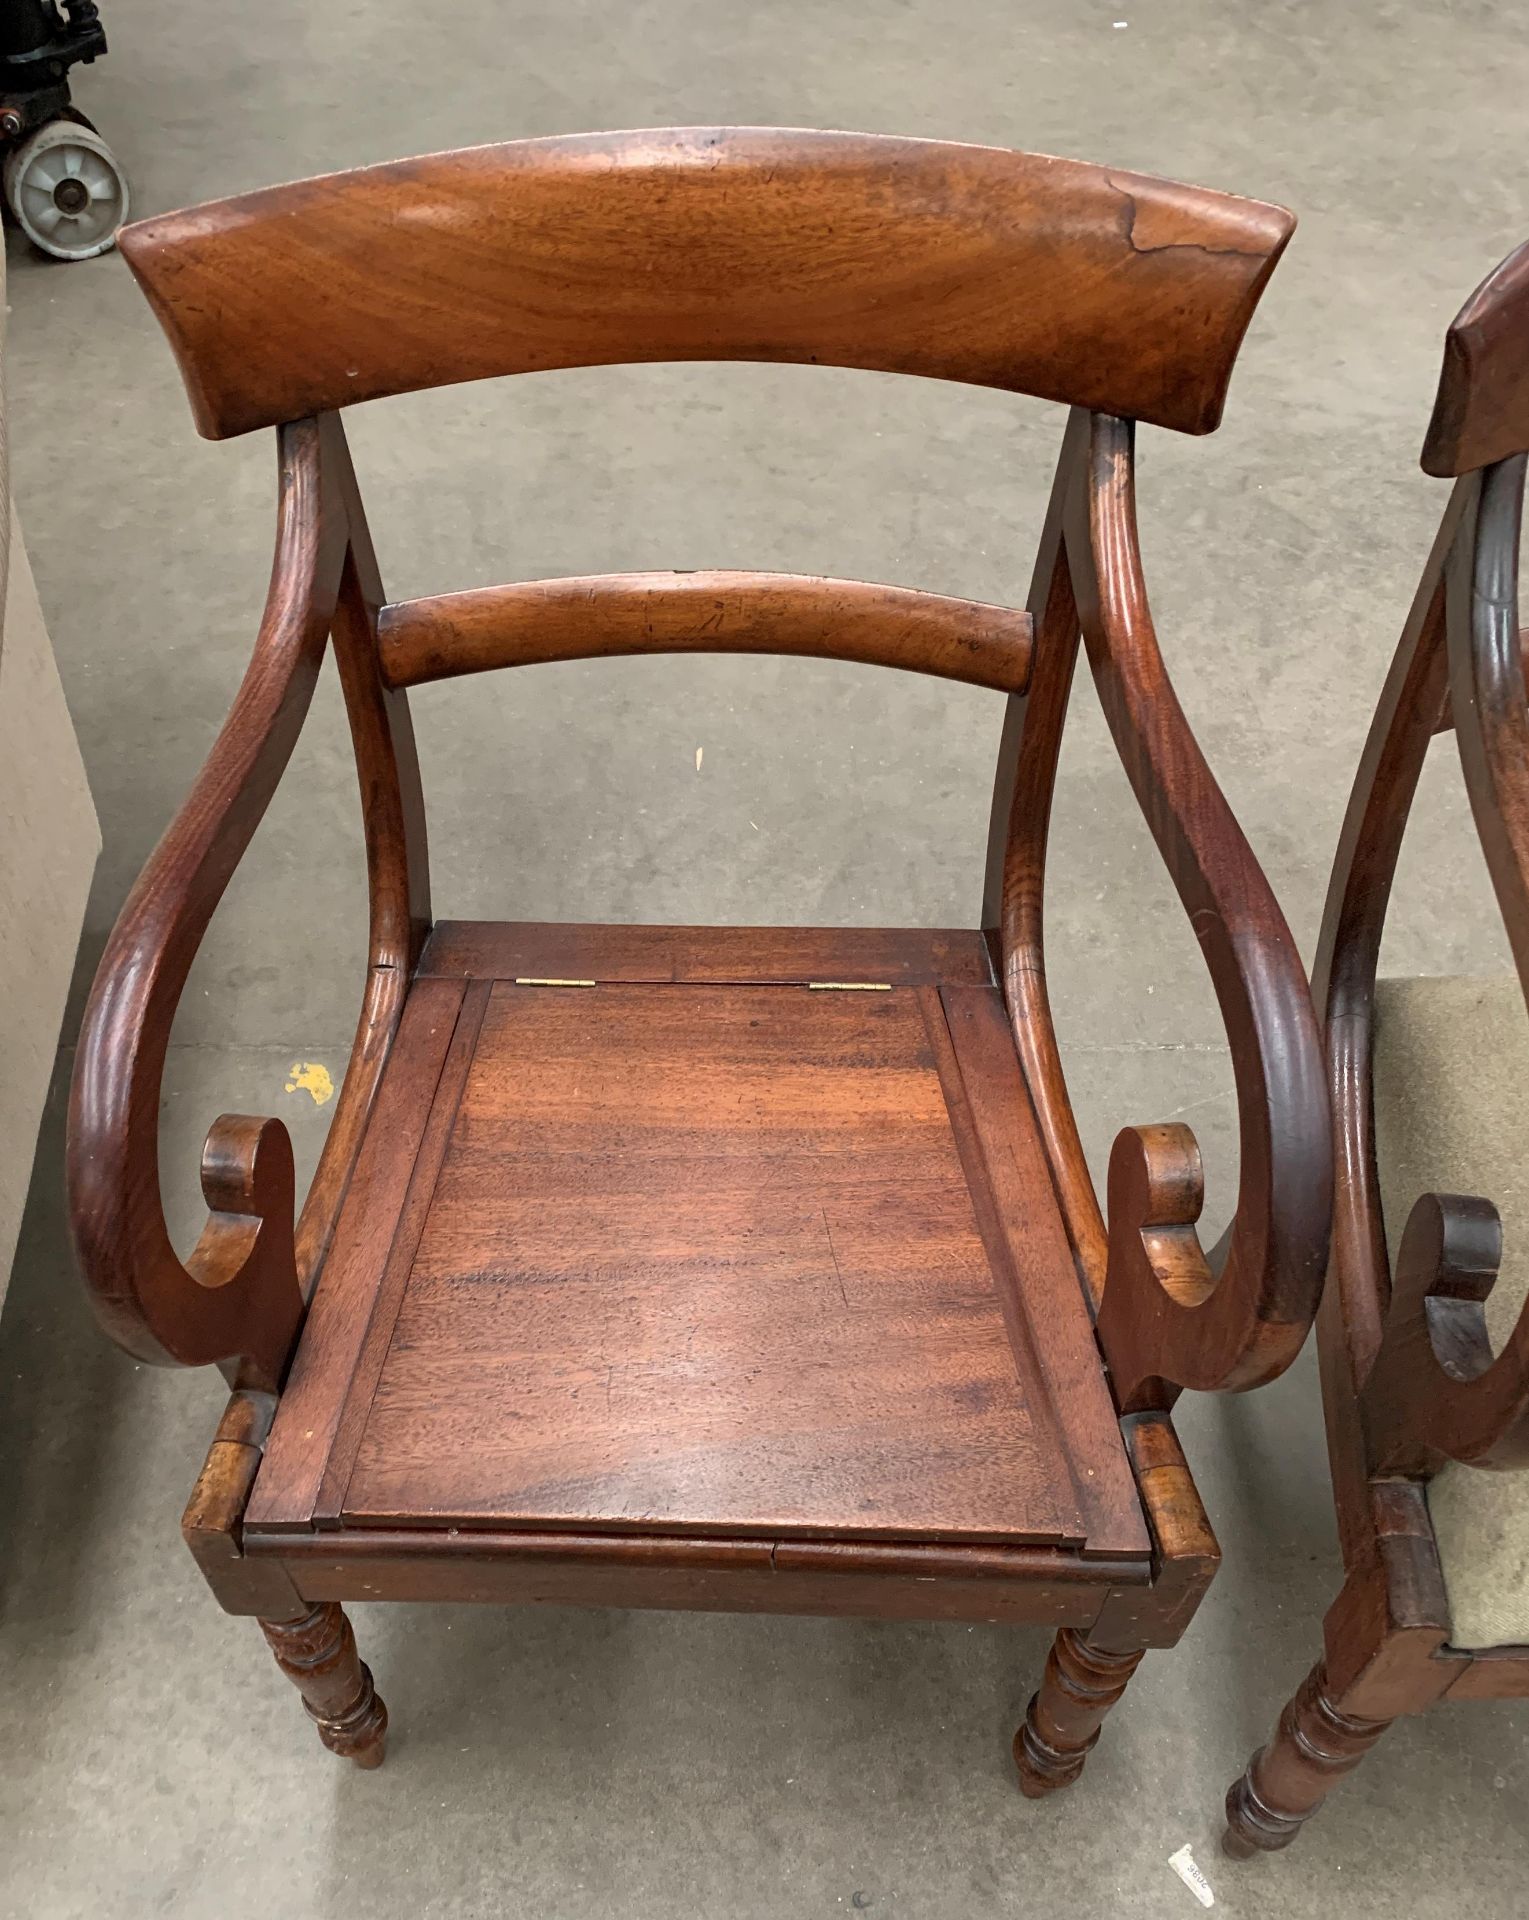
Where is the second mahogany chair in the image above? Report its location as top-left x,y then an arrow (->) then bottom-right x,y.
1224,242 -> 1529,1858
70,129 -> 1329,1796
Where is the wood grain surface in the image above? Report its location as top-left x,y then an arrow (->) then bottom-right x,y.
66,421 -> 344,1390
415,921 -> 995,987
378,572 -> 1033,693
119,128 -> 1293,439
1422,238 -> 1529,476
1225,261 -> 1529,1856
339,978 -> 1141,1546
935,985 -> 1148,1555
1070,413 -> 1330,1409
78,125 -> 1318,1773
252,1527 -> 1146,1624
67,413 -> 431,1395
246,977 -> 468,1531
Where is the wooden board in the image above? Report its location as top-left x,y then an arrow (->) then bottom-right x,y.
118,128 -> 1293,441
416,921 -> 994,987
249,1529 -> 1146,1625
378,572 -> 1033,694
246,977 -> 469,1530
252,922 -> 1147,1563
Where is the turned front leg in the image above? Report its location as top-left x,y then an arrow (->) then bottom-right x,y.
1014,1628 -> 1145,1796
1223,1659 -> 1392,1855
260,1602 -> 389,1768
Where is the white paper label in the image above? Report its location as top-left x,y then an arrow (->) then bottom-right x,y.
1167,1845 -> 1215,1908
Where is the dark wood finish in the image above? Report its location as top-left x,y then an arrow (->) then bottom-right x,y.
313,980 -> 492,1526
118,128 -> 1292,442
416,920 -> 994,987
379,573 -> 1033,694
986,409 -> 1330,1403
302,423 -> 432,1284
1361,1191 -> 1529,1474
1014,1422 -> 1222,1788
315,965 -> 1144,1553
1088,1412 -> 1220,1649
1014,1629 -> 1145,1796
253,1528 -> 1144,1624
1225,247 -> 1529,1859
180,1389 -> 307,1618
983,407 -> 1108,1297
76,133 -> 1316,1792
246,975 -> 468,1533
1422,239 -> 1529,477
66,412 -> 426,1393
259,1603 -> 388,1768
1070,414 -> 1330,1408
67,421 -> 341,1392
936,986 -> 1148,1552
1223,1661 -> 1392,1856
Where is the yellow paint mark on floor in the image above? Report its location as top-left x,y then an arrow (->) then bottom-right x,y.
285,1061 -> 334,1106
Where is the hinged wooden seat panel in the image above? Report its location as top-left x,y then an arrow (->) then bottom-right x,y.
351,978 -> 1081,1542
251,926 -> 1148,1556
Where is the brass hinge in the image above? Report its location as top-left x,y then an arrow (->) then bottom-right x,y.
513,977 -> 597,988
806,981 -> 892,991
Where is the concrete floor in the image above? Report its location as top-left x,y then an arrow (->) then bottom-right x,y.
2,1 -> 1528,1913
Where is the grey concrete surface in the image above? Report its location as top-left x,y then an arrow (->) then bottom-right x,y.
2,1 -> 1527,1913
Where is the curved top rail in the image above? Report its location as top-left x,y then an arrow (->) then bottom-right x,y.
119,127 -> 1294,440
1422,237 -> 1529,477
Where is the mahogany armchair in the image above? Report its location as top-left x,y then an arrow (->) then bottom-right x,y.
70,129 -> 1329,1793
1225,242 -> 1529,1857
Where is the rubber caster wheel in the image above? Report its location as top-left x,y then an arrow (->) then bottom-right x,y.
4,118 -> 129,260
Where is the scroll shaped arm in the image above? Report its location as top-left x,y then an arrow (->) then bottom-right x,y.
68,419 -> 348,1392
1069,414 -> 1331,1412
1354,451 -> 1529,1476
1360,1193 -> 1529,1474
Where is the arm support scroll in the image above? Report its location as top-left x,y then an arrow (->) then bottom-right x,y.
67,419 -> 348,1392
1360,1192 -> 1529,1474
1353,450 -> 1529,1475
1070,414 -> 1331,1411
